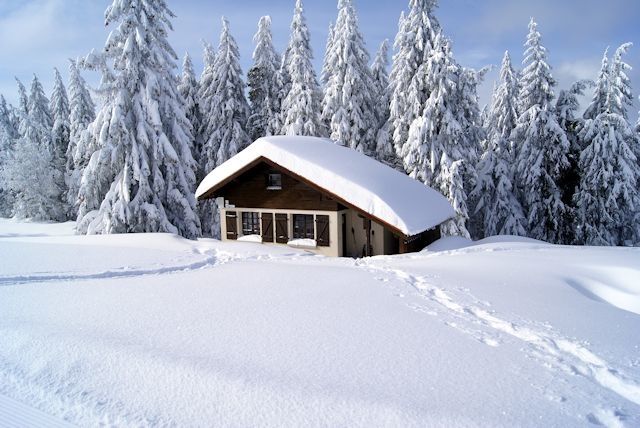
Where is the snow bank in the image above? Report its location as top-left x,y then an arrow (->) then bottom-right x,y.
0,218 -> 75,238
237,234 -> 262,243
425,234 -> 549,252
423,236 -> 473,251
477,235 -> 546,245
196,136 -> 455,236
287,238 -> 316,248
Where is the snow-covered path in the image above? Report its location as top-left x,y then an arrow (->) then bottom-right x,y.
0,220 -> 639,427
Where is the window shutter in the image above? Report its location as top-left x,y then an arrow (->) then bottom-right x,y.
261,213 -> 274,243
316,215 -> 330,247
275,214 -> 289,243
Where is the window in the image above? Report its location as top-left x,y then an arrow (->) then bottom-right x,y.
241,212 -> 260,235
267,173 -> 282,190
293,214 -> 314,239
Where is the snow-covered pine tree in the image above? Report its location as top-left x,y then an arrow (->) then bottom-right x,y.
66,59 -> 96,216
321,22 -> 335,87
15,79 -> 29,124
177,52 -> 200,176
472,51 -> 526,237
50,68 -> 72,217
196,40 -> 216,166
76,0 -> 200,239
388,0 -> 439,167
1,80 -> 30,217
3,75 -> 64,221
200,17 -> 250,171
247,16 -> 282,141
198,17 -> 250,238
513,19 -> 570,243
554,78 -> 594,242
404,33 -> 471,238
0,95 -> 18,216
583,50 -> 609,121
371,39 -> 396,166
273,46 -> 291,136
280,0 -> 325,137
456,66 -> 487,239
574,43 -> 640,246
322,0 -> 376,153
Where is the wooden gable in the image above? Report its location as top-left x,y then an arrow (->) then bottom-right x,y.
215,161 -> 345,212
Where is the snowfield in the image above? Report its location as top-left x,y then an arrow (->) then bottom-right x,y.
0,219 -> 639,427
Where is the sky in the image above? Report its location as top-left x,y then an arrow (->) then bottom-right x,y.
1,0 -> 639,116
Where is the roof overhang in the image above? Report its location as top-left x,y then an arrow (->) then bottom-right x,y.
199,156 -> 419,238
196,137 -> 455,237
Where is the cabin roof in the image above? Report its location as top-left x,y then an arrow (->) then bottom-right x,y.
196,136 -> 455,237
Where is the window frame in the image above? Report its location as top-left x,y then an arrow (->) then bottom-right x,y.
266,173 -> 282,190
292,214 -> 315,240
241,211 -> 261,236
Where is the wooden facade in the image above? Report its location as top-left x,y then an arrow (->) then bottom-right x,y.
215,162 -> 344,212
202,160 -> 443,257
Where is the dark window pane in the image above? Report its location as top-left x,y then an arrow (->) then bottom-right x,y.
242,212 -> 260,235
292,214 -> 314,239
267,173 -> 282,189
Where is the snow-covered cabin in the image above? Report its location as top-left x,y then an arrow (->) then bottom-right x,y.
196,136 -> 454,257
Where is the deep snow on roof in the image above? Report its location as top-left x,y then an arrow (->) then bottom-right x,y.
196,136 -> 454,236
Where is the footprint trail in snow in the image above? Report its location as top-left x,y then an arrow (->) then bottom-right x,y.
359,259 -> 640,421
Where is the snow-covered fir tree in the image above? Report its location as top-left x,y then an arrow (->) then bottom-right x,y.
3,76 -> 64,221
15,79 -> 29,123
66,59 -> 96,216
75,0 -> 200,238
321,22 -> 335,87
199,17 -> 250,171
247,16 -> 282,141
584,51 -> 610,121
0,95 -> 18,216
272,46 -> 291,135
50,68 -> 71,216
388,0 -> 439,165
280,0 -> 325,137
177,52 -> 200,175
322,0 -> 376,153
404,33 -> 472,238
196,40 -> 216,164
456,66 -> 487,238
371,39 -> 396,166
554,78 -> 594,242
473,51 -> 526,237
513,19 -> 570,244
198,17 -> 251,237
574,44 -> 640,246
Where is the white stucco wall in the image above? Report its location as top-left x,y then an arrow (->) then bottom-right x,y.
220,205 -> 341,257
343,209 -> 386,257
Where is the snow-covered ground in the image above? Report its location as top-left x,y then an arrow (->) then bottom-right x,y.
0,218 -> 639,427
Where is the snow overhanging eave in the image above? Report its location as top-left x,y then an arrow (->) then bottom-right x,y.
196,156 -> 450,239
196,137 -> 455,238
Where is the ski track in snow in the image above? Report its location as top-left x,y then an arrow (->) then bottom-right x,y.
358,258 -> 640,423
0,249 -> 307,287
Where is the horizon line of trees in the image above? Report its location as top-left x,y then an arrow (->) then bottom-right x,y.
0,0 -> 638,247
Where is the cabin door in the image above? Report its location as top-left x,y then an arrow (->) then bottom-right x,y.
341,214 -> 347,256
